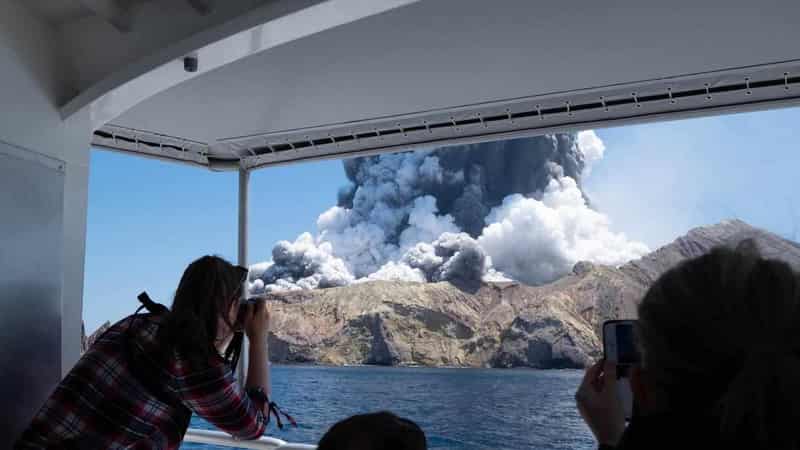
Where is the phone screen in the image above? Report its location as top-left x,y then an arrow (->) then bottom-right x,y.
615,323 -> 638,365
603,320 -> 639,420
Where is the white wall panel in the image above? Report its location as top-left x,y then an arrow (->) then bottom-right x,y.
0,145 -> 64,447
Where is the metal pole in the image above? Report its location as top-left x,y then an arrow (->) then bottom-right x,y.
237,168 -> 250,386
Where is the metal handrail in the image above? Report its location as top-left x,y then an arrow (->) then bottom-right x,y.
184,428 -> 316,450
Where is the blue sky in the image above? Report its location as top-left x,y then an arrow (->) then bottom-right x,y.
83,107 -> 800,332
584,107 -> 800,246
83,155 -> 347,332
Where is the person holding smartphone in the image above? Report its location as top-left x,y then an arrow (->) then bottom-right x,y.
16,255 -> 282,449
576,241 -> 800,450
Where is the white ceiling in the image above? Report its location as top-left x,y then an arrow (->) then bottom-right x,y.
22,0 -> 90,26
110,0 -> 800,148
22,0 -> 157,29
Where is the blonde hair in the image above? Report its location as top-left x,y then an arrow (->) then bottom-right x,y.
636,241 -> 800,449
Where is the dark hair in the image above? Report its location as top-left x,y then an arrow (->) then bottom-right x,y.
158,255 -> 247,366
637,241 -> 800,449
317,412 -> 427,450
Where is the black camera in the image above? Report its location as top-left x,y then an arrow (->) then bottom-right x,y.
235,296 -> 265,330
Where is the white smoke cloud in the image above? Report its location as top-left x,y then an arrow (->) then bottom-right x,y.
315,151 -> 442,277
362,261 -> 427,283
401,242 -> 443,273
577,130 -> 605,176
258,232 -> 355,292
251,131 -> 648,291
429,232 -> 488,282
249,279 -> 265,293
316,207 -> 391,278
483,268 -> 513,283
394,232 -> 490,282
398,196 -> 460,251
478,176 -> 649,285
249,261 -> 274,281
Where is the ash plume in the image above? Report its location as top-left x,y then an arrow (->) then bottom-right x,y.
250,131 -> 648,293
338,134 -> 584,237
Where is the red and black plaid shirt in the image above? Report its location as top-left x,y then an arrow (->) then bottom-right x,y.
15,314 -> 269,449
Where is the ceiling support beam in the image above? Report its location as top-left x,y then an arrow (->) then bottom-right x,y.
186,0 -> 215,16
78,0 -> 133,32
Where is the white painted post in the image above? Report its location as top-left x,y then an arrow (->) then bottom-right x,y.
237,168 -> 250,386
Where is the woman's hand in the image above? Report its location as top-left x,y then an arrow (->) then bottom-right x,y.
575,360 -> 626,447
243,299 -> 271,339
243,298 -> 272,395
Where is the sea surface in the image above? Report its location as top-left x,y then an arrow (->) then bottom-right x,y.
182,365 -> 594,450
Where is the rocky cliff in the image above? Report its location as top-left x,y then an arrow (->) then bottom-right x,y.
265,220 -> 799,369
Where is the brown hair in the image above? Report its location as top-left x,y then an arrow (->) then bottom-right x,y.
636,241 -> 800,448
158,255 -> 247,365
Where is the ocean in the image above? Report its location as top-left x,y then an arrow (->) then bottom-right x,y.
182,365 -> 595,450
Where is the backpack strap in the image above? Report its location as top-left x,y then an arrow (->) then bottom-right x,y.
123,292 -> 179,409
137,291 -> 169,315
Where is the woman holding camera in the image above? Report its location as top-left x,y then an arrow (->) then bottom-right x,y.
576,242 -> 800,450
16,255 -> 282,449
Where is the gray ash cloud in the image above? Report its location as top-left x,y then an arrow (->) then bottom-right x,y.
250,132 -> 648,292
338,134 -> 584,237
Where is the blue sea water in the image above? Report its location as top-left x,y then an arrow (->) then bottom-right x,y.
183,365 -> 594,450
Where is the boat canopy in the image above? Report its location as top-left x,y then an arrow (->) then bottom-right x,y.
4,0 -> 800,447
80,0 -> 800,170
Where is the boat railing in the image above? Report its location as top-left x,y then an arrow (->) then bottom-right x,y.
183,428 -> 316,450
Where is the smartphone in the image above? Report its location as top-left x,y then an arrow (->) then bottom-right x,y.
602,319 -> 640,420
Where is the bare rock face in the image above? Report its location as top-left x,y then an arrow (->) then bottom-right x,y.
266,221 -> 800,369
621,219 -> 800,286
266,269 -> 625,368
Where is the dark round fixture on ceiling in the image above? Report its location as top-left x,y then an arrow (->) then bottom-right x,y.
184,56 -> 198,73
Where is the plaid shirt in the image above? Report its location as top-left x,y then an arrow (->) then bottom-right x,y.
15,314 -> 269,449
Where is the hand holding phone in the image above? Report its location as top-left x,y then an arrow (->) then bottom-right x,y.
576,359 -> 626,446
